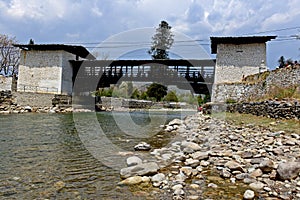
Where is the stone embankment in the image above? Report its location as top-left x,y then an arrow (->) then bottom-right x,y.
0,91 -> 73,114
213,65 -> 300,103
120,113 -> 300,199
227,99 -> 300,120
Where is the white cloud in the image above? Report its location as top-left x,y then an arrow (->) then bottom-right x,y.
5,0 -> 65,20
0,0 -> 299,67
66,32 -> 80,39
1,0 -> 100,22
91,6 -> 103,17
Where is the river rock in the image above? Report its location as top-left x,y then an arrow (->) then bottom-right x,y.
189,183 -> 200,190
249,181 -> 264,190
259,159 -> 275,173
120,162 -> 159,179
168,118 -> 182,126
250,169 -> 263,178
220,168 -> 231,178
181,141 -> 201,151
208,183 -> 218,188
172,184 -> 183,191
24,106 -> 32,112
175,173 -> 187,183
184,158 -> 200,167
165,125 -> 174,132
126,156 -> 143,167
187,195 -> 200,200
276,162 -> 300,180
118,176 -> 143,185
200,160 -> 210,167
180,166 -> 193,177
161,153 -> 172,160
134,142 -> 151,151
236,173 -> 250,180
173,188 -> 184,195
151,173 -> 165,186
224,160 -> 244,172
243,189 -> 255,200
190,151 -> 209,160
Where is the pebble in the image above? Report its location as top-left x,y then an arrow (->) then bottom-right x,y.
172,184 -> 183,190
249,181 -> 264,190
243,189 -> 255,200
126,156 -> 142,167
189,184 -> 200,190
151,173 -> 165,183
119,112 -> 300,199
207,183 -> 218,188
118,176 -> 143,185
187,195 -> 200,200
173,188 -> 185,195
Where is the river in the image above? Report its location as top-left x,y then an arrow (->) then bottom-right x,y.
0,111 -> 189,199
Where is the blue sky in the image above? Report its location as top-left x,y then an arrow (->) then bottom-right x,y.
0,0 -> 299,69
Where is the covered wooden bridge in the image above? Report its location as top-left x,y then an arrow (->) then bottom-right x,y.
70,59 -> 216,94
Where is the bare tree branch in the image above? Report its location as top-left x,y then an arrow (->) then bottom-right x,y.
0,34 -> 20,76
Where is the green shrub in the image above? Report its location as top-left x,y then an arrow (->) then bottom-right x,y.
226,98 -> 237,104
164,91 -> 178,102
146,83 -> 167,102
140,91 -> 148,100
131,89 -> 140,99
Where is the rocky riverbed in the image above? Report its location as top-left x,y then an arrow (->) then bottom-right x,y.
119,113 -> 300,199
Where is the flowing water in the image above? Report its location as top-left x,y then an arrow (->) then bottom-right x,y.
0,111 -> 186,200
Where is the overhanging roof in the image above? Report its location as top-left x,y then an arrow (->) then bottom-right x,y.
69,59 -> 216,67
210,36 -> 277,54
13,44 -> 96,60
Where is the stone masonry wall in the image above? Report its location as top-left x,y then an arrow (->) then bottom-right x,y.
17,50 -> 75,94
227,100 -> 300,120
266,66 -> 300,88
12,91 -> 54,107
213,65 -> 300,102
0,76 -> 12,91
214,43 -> 266,84
18,50 -> 62,93
212,82 -> 266,102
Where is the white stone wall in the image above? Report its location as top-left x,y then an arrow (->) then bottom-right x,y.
0,76 -> 12,91
212,66 -> 300,103
17,50 -> 75,94
214,43 -> 266,84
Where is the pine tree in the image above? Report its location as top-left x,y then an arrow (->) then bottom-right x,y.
148,21 -> 174,59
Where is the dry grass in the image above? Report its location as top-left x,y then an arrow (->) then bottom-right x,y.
242,71 -> 270,83
214,112 -> 300,135
266,85 -> 300,100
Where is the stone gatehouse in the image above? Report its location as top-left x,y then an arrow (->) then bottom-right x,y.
14,44 -> 95,95
211,36 -> 276,84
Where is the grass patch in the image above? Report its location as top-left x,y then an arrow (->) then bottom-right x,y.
242,71 -> 270,83
267,85 -> 298,100
213,112 -> 300,135
225,98 -> 237,104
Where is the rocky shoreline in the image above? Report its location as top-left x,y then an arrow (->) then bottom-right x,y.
0,104 -> 74,114
119,113 -> 300,199
0,90 -> 196,114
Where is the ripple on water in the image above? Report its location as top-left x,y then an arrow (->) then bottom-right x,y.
0,112 -> 183,199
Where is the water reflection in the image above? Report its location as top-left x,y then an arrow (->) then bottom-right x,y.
0,112 -> 183,199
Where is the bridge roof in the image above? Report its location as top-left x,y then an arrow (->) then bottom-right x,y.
210,36 -> 277,54
14,44 -> 96,60
70,59 -> 216,67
